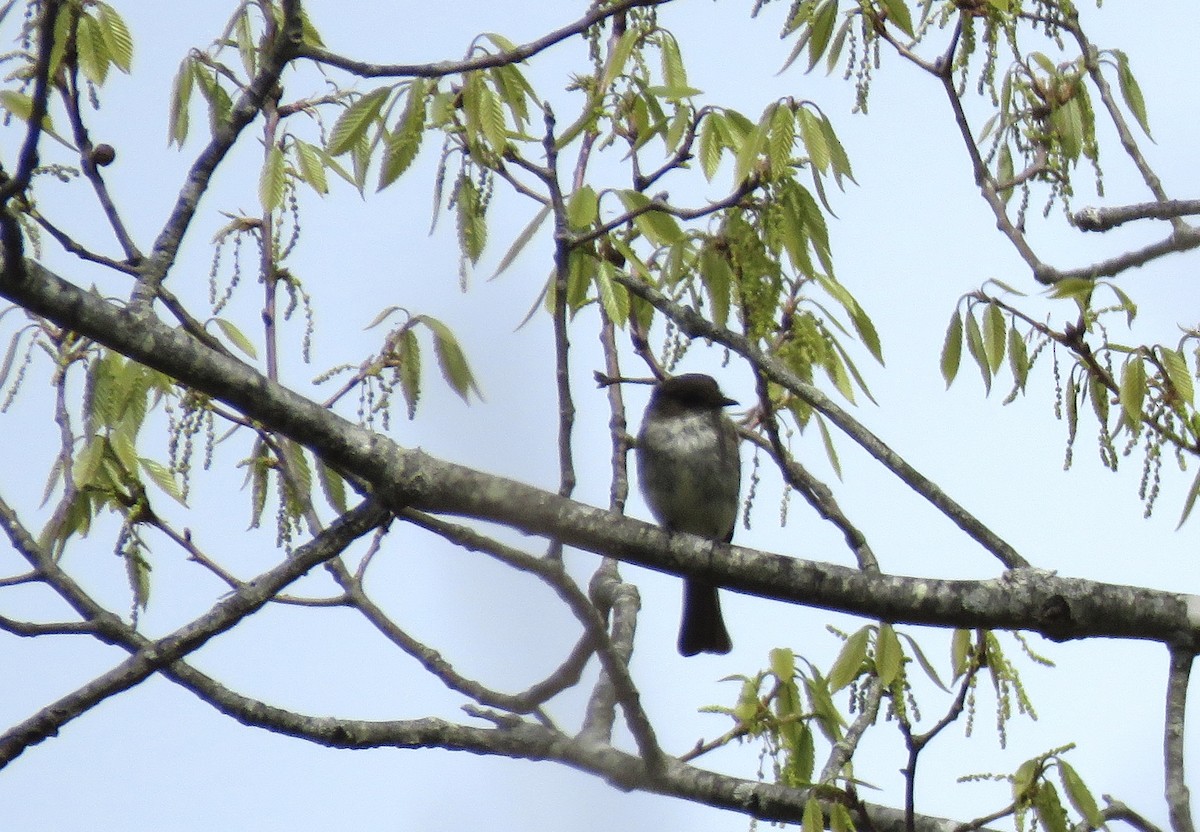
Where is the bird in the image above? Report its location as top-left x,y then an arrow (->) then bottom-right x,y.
636,373 -> 741,656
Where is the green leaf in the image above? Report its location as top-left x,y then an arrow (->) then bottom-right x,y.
875,623 -> 903,686
213,317 -> 258,359
566,185 -> 599,230
1161,347 -> 1193,407
601,26 -> 640,91
96,3 -> 133,73
378,80 -> 427,190
594,262 -> 630,327
964,310 -> 992,393
802,796 -> 824,832
806,0 -> 838,72
697,113 -> 725,181
294,139 -> 329,195
1057,759 -> 1103,827
1113,49 -> 1152,138
769,646 -> 796,680
259,145 -> 287,213
398,326 -> 421,419
140,458 -> 186,506
617,190 -> 684,247
328,87 -> 390,157
877,0 -> 915,38
492,204 -> 551,280
1013,757 -> 1040,801
1178,466 -> 1200,528
455,175 -> 487,265
698,244 -> 732,328
797,107 -> 829,173
316,458 -> 348,514
1034,781 -> 1068,832
983,302 -> 1006,373
828,627 -> 869,691
73,435 -> 106,490
418,316 -> 480,402
940,309 -> 964,388
951,628 -> 972,679
76,13 -> 111,85
1119,355 -> 1146,429
168,58 -> 195,146
815,414 -> 842,479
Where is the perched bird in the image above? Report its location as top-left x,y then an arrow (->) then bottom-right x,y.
636,373 -> 741,656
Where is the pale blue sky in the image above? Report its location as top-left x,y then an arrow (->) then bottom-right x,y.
1,2 -> 1197,829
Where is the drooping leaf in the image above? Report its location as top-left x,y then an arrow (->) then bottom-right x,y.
875,623 -> 903,686
1119,355 -> 1146,430
941,310 -> 963,387
328,87 -> 390,157
259,144 -> 287,213
418,316 -> 480,402
1112,49 -> 1152,138
1056,759 -> 1103,828
827,626 -> 869,691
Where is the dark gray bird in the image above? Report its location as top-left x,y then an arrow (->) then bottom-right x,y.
636,373 -> 741,656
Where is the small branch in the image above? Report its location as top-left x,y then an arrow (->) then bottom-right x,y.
1164,646 -> 1195,832
1074,200 -> 1200,233
295,0 -> 669,79
0,615 -> 98,637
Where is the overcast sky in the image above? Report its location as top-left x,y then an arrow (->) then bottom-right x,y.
2,2 -> 1198,829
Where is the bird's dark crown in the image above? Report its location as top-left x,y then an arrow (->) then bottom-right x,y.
652,373 -> 737,408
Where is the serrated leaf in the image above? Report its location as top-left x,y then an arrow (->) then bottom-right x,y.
398,327 -> 421,419
602,26 -> 640,91
828,627 -> 869,691
595,262 -> 630,327
1161,348 -> 1193,407
802,797 -> 823,832
797,107 -> 829,173
697,113 -> 724,181
896,630 -> 949,692
1008,326 -> 1029,390
617,190 -> 684,247
168,58 -> 194,146
328,87 -> 389,157
96,3 -> 133,73
1113,49 -> 1151,139
378,83 -> 426,190
418,316 -> 480,402
875,623 -> 903,686
259,144 -> 286,213
566,185 -> 599,230
877,0 -> 914,38
213,317 -> 258,359
964,310 -> 992,393
141,458 -> 186,506
491,204 -> 551,280
983,302 -> 1006,373
1034,781 -> 1068,832
1057,759 -> 1102,827
1119,355 -> 1146,429
76,13 -> 110,85
806,0 -> 838,72
699,245 -> 732,328
73,435 -> 106,489
1013,757 -> 1040,801
294,139 -> 329,195
941,309 -> 963,387
815,414 -> 842,479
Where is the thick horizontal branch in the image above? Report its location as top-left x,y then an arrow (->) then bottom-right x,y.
2,260 -> 1198,649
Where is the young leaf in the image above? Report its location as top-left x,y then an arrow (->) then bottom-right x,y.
398,326 -> 421,419
96,3 -> 133,73
875,623 -> 903,686
259,145 -> 287,213
213,317 -> 259,359
827,626 -> 869,691
1056,759 -> 1103,828
378,80 -> 427,190
140,458 -> 187,506
1119,355 -> 1146,429
168,58 -> 195,146
964,310 -> 992,393
1160,347 -> 1193,407
941,309 -> 963,387
294,139 -> 329,195
983,302 -> 1007,373
491,205 -> 552,280
328,87 -> 389,157
418,316 -> 481,402
617,190 -> 684,247
1113,49 -> 1152,138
